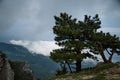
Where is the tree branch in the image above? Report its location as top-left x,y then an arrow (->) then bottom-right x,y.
105,49 -> 111,56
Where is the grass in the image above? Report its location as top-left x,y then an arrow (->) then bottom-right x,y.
49,62 -> 117,80
88,74 -> 105,80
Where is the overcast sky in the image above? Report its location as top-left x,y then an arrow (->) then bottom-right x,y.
0,0 -> 120,55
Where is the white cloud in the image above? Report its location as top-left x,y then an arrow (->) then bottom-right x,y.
82,49 -> 103,62
10,40 -> 59,56
10,40 -> 104,61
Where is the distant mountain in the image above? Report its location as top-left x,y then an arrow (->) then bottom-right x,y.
0,42 -> 119,79
0,42 -> 59,79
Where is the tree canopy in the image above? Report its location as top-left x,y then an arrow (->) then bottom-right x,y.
50,12 -> 120,73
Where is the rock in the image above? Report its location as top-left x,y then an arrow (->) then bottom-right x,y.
23,62 -> 32,73
0,51 -> 36,80
9,61 -> 36,80
0,52 -> 14,80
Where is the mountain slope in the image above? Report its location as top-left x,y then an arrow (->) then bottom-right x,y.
49,62 -> 120,80
0,42 -> 59,79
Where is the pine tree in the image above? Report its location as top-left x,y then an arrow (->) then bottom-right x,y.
50,12 -> 120,74
82,15 -> 120,63
50,13 -> 98,72
90,31 -> 120,63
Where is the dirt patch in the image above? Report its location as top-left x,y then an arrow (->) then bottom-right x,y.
79,75 -> 95,80
105,74 -> 120,80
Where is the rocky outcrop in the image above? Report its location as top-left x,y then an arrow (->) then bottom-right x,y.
23,62 -> 33,73
0,51 -> 35,80
0,52 -> 14,80
10,61 -> 36,80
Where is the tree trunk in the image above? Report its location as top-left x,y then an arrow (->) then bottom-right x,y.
98,43 -> 108,63
76,60 -> 82,72
100,52 -> 108,63
66,61 -> 72,73
108,52 -> 114,63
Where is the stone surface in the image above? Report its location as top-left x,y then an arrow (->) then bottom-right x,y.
10,61 -> 36,80
0,52 -> 36,80
0,53 -> 14,80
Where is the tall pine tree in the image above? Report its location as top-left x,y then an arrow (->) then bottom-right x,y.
50,12 -> 120,74
50,13 -> 99,72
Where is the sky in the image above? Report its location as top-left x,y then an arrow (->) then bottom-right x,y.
0,0 -> 120,55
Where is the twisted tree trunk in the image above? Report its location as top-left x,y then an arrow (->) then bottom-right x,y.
76,60 -> 82,72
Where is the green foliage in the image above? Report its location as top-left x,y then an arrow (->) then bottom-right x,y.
93,63 -> 115,72
50,12 -> 102,73
51,12 -> 120,75
49,62 -> 119,80
90,31 -> 120,62
88,74 -> 105,80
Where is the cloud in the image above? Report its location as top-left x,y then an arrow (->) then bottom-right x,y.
0,0 -> 120,42
82,49 -> 103,62
0,0 -> 43,41
10,40 -> 59,56
10,40 -> 120,63
10,40 -> 103,65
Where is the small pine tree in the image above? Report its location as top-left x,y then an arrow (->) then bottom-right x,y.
90,31 -> 120,63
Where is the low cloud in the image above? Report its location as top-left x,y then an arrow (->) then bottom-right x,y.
10,40 -> 103,61
10,40 -> 59,56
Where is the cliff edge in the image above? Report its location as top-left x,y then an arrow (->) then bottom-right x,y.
0,51 -> 35,80
0,53 -> 14,80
